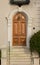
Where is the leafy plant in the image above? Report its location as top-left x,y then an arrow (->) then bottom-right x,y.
29,31 -> 40,56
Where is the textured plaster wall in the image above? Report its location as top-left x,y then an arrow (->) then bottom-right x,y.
0,0 -> 18,48
0,0 -> 40,65
0,0 -> 40,48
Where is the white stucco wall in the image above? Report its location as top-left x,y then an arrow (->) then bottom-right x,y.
0,0 -> 18,48
0,0 -> 40,65
0,0 -> 40,48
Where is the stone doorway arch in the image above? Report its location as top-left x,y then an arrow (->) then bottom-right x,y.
12,12 -> 27,46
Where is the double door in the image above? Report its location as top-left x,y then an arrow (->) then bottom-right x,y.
12,12 -> 26,46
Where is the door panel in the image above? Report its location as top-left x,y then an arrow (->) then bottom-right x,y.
13,38 -> 18,46
12,12 -> 26,46
20,38 -> 26,46
18,22 -> 21,35
13,23 -> 18,35
21,23 -> 26,35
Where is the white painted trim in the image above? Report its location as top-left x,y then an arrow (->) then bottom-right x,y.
7,8 -> 32,47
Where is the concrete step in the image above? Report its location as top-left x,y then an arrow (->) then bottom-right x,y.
10,61 -> 31,65
8,46 -> 31,57
8,53 -> 31,58
8,46 -> 31,54
7,46 -> 32,65
9,58 -> 31,62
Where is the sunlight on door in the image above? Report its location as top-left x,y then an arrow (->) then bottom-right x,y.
12,12 -> 26,46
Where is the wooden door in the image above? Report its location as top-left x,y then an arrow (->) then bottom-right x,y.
12,12 -> 26,46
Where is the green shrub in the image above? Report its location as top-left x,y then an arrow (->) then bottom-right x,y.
29,31 -> 40,56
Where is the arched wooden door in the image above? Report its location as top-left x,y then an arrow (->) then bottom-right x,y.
12,12 -> 26,46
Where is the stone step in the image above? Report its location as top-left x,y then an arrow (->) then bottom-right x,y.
8,47 -> 31,54
8,47 -> 31,57
10,62 -> 31,65
8,53 -> 31,58
8,46 -> 30,52
10,61 -> 31,65
9,58 -> 31,62
8,54 -> 31,58
7,47 -> 31,65
8,51 -> 31,55
10,64 -> 31,65
8,50 -> 30,53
